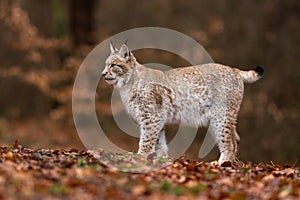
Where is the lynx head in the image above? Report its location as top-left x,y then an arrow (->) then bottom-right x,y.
102,42 -> 136,88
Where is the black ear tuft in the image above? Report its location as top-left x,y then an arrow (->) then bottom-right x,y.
110,41 -> 118,54
255,65 -> 264,76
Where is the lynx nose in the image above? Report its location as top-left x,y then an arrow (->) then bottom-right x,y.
102,70 -> 108,77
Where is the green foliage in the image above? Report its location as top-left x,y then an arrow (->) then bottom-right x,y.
52,0 -> 68,38
206,170 -> 218,179
77,158 -> 87,168
160,180 -> 184,196
49,184 -> 68,195
159,180 -> 207,196
242,167 -> 251,173
187,184 -> 206,196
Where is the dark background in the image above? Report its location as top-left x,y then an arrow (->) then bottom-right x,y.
0,0 -> 299,165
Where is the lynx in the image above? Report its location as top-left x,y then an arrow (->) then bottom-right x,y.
102,43 -> 264,164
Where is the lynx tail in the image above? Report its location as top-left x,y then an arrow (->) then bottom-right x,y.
239,65 -> 264,84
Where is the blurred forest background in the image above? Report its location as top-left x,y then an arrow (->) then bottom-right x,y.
0,0 -> 299,165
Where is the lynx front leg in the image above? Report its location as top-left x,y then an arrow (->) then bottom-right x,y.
131,87 -> 167,158
137,123 -> 164,157
155,128 -> 168,158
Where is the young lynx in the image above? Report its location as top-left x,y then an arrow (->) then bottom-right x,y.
102,43 -> 264,164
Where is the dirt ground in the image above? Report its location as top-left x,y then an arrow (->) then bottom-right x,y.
0,140 -> 299,200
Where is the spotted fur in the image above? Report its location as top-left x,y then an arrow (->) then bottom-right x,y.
102,43 -> 264,164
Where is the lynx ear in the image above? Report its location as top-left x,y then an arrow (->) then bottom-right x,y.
110,42 -> 117,54
119,44 -> 130,59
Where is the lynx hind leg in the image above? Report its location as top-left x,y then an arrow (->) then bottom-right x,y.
210,111 -> 240,164
155,128 -> 168,158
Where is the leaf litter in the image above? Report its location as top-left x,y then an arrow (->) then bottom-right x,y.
0,141 -> 299,199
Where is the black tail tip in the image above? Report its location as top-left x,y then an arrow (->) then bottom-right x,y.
255,65 -> 264,76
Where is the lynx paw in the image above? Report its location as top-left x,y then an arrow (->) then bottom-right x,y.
218,152 -> 236,165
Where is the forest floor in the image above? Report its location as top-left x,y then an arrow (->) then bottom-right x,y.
0,141 -> 299,200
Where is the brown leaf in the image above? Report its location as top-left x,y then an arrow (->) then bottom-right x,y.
262,174 -> 274,182
13,139 -> 20,149
131,185 -> 146,195
187,161 -> 197,171
220,161 -> 232,167
5,151 -> 14,161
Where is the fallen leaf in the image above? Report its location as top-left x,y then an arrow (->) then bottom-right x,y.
131,185 -> 146,195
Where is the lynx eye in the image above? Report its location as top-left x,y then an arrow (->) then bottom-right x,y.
110,64 -> 123,69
